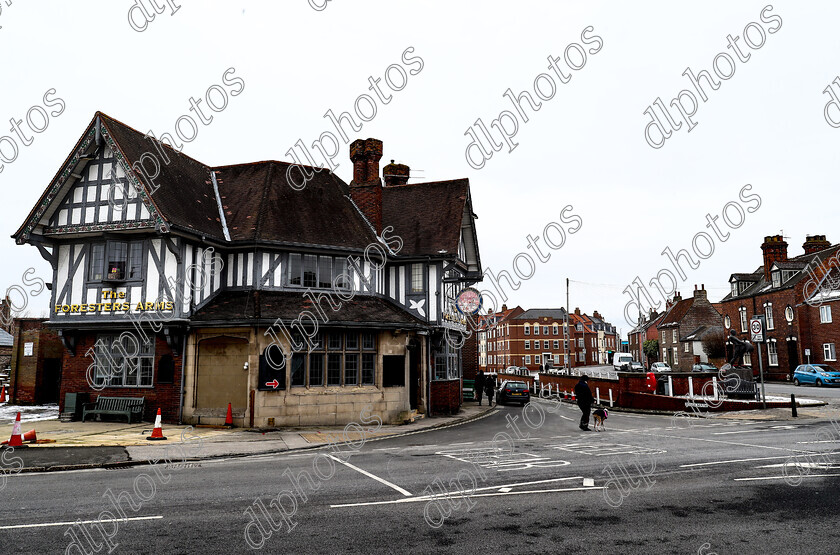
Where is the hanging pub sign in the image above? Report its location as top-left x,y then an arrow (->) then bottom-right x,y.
455,287 -> 482,315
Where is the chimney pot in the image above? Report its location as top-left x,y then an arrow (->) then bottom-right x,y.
803,234 -> 831,255
383,159 -> 410,186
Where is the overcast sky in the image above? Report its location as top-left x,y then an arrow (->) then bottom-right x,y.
2,1 -> 838,334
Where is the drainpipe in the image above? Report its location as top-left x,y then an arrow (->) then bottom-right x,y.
178,325 -> 189,424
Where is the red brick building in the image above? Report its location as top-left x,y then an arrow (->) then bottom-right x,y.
719,234 -> 840,381
8,318 -> 64,404
478,307 -> 617,373
656,286 -> 723,371
628,310 -> 665,369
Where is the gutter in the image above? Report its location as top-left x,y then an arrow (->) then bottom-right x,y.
210,171 -> 232,242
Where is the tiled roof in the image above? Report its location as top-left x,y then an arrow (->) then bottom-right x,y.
191,291 -> 427,327
17,112 -> 471,257
382,179 -> 469,256
513,308 -> 568,320
658,298 -> 693,327
213,161 -> 378,249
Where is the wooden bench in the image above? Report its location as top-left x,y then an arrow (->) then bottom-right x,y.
82,396 -> 145,423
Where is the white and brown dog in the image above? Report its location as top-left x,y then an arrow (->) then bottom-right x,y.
592,407 -> 609,431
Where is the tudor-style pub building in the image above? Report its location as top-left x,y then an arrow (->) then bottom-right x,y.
14,113 -> 482,425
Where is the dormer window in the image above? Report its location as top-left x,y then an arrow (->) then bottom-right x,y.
772,271 -> 781,288
731,282 -> 738,297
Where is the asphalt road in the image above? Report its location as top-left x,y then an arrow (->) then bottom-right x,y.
2,400 -> 839,554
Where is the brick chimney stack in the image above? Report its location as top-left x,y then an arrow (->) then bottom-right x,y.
593,310 -> 601,319
693,284 -> 707,300
803,235 -> 831,255
761,235 -> 788,281
349,138 -> 383,233
382,159 -> 410,186
574,307 -> 581,316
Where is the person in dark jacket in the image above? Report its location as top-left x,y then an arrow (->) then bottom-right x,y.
485,380 -> 495,407
574,375 -> 594,431
475,371 -> 485,405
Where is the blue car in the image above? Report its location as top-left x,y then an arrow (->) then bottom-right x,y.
793,364 -> 840,387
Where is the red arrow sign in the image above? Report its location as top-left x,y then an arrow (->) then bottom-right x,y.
265,379 -> 279,389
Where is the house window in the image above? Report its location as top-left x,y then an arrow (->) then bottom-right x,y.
362,353 -> 376,384
553,340 -> 559,349
524,324 -> 530,336
411,263 -> 424,293
525,355 -> 531,364
731,282 -> 738,297
821,306 -> 832,324
309,354 -> 324,386
825,343 -> 837,362
89,241 -> 144,282
92,333 -> 154,388
772,272 -> 781,288
684,342 -> 690,353
543,326 -> 549,335
764,303 -> 774,330
743,351 -> 752,366
767,341 -> 778,366
576,324 -> 582,332
661,331 -> 666,343
544,340 -> 550,349
672,330 -> 677,343
291,353 -> 306,386
327,354 -> 342,386
554,354 -> 561,364
553,325 -> 559,335
524,340 -> 530,349
533,325 -> 539,336
672,347 -> 678,364
535,355 -> 541,364
288,254 -> 339,289
662,348 -> 668,361
739,307 -> 748,332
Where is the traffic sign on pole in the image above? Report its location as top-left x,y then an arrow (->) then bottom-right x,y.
750,316 -> 765,343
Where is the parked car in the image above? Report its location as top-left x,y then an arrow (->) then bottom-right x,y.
651,362 -> 671,372
629,361 -> 644,371
793,364 -> 840,387
612,353 -> 633,371
692,362 -> 718,372
496,380 -> 531,406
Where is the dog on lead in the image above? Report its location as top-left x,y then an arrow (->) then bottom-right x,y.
592,407 -> 609,431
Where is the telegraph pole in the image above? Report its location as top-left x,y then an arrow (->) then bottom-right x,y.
564,277 -> 571,373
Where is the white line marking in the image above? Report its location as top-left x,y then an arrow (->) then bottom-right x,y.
682,456 -> 789,467
498,487 -> 512,492
0,516 -> 163,530
330,486 -> 603,508
623,415 -> 645,419
735,474 -> 840,482
327,454 -> 412,497
449,442 -> 474,446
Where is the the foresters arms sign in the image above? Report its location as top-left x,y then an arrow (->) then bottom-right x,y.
54,290 -> 174,314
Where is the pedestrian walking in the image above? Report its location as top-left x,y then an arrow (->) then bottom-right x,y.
574,375 -> 594,431
484,380 -> 495,407
475,370 -> 485,406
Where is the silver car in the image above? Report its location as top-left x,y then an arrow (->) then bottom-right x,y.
651,362 -> 671,372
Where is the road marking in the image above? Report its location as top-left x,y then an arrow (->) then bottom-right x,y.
622,415 -> 645,419
735,474 -> 840,482
330,486 -> 603,508
756,462 -> 840,470
327,454 -> 412,497
0,516 -> 163,530
498,487 -> 513,492
449,442 -> 474,446
680,454 -> 827,468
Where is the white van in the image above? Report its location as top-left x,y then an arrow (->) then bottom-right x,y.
612,353 -> 633,371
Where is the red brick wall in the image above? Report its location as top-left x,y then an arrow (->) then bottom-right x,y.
59,332 -> 182,423
719,287 -> 800,380
430,379 -> 461,415
538,374 -> 619,404
463,331 -> 478,381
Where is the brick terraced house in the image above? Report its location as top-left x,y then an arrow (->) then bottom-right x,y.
718,234 -> 840,381
13,113 -> 482,425
656,286 -> 723,371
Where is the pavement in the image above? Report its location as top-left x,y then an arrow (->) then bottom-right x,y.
0,403 -> 497,473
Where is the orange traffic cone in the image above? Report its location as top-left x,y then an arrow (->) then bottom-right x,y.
6,412 -> 25,448
23,429 -> 37,442
224,403 -> 233,427
146,408 -> 167,441
0,384 -> 6,403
